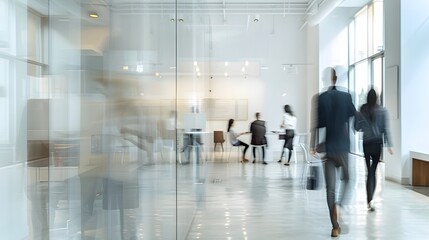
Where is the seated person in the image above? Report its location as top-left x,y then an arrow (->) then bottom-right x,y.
227,119 -> 249,162
250,112 -> 268,164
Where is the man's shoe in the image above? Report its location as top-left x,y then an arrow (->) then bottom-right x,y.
243,158 -> 249,162
262,161 -> 268,165
252,160 -> 255,164
277,159 -> 282,163
284,163 -> 290,166
331,227 -> 341,237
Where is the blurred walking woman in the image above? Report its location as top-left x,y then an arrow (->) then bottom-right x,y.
355,89 -> 393,211
278,105 -> 297,166
227,119 -> 250,162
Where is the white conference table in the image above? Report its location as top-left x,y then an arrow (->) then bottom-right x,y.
237,131 -> 308,162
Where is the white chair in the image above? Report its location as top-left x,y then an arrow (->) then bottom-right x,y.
251,144 -> 267,163
279,133 -> 308,163
294,133 -> 309,162
300,143 -> 325,190
227,143 -> 242,162
226,133 -> 242,162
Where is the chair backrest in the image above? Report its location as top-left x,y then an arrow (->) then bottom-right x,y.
300,143 -> 309,163
301,142 -> 325,164
213,131 -> 225,143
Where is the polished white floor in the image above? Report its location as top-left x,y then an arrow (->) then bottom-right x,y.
29,148 -> 429,240
179,149 -> 429,239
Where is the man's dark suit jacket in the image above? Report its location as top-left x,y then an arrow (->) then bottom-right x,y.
316,86 -> 356,154
250,120 -> 267,146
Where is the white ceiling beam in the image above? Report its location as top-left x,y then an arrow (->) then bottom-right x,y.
306,0 -> 343,26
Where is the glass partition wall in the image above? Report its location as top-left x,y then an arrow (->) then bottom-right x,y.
48,1 -> 177,239
2,0 -> 310,239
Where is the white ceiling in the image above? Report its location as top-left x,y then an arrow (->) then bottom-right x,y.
29,0 -> 310,17
27,0 -> 369,74
29,0 -> 370,28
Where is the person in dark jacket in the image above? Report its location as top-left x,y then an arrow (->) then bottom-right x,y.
355,88 -> 393,211
310,67 -> 357,237
250,112 -> 268,164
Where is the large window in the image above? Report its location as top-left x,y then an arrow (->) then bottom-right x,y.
349,0 -> 384,155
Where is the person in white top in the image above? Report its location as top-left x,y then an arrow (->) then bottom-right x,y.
227,119 -> 250,162
278,105 -> 297,165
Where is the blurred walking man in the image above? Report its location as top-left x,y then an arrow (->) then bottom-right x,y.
310,67 -> 357,237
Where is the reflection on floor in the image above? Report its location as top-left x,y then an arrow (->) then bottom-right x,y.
27,150 -> 429,239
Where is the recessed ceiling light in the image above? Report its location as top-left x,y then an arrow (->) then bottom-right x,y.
122,66 -> 129,71
245,61 -> 249,66
136,64 -> 144,73
89,12 -> 99,18
225,61 -> 229,67
196,67 -> 200,72
282,93 -> 287,96
241,67 -> 245,73
224,72 -> 228,77
155,72 -> 160,77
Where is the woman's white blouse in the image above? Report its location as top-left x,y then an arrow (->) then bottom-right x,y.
228,128 -> 239,145
282,113 -> 297,130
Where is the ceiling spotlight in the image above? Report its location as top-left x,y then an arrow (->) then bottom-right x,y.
282,93 -> 287,97
122,66 -> 129,71
170,18 -> 175,22
196,67 -> 200,72
224,72 -> 228,77
89,12 -> 99,18
245,61 -> 249,66
194,61 -> 198,66
241,67 -> 245,73
225,61 -> 229,67
155,72 -> 160,77
178,18 -> 184,22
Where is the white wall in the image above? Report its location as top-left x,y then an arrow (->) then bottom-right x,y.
184,15 -> 312,135
400,0 -> 429,184
384,0 -> 403,183
306,25 -> 319,132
